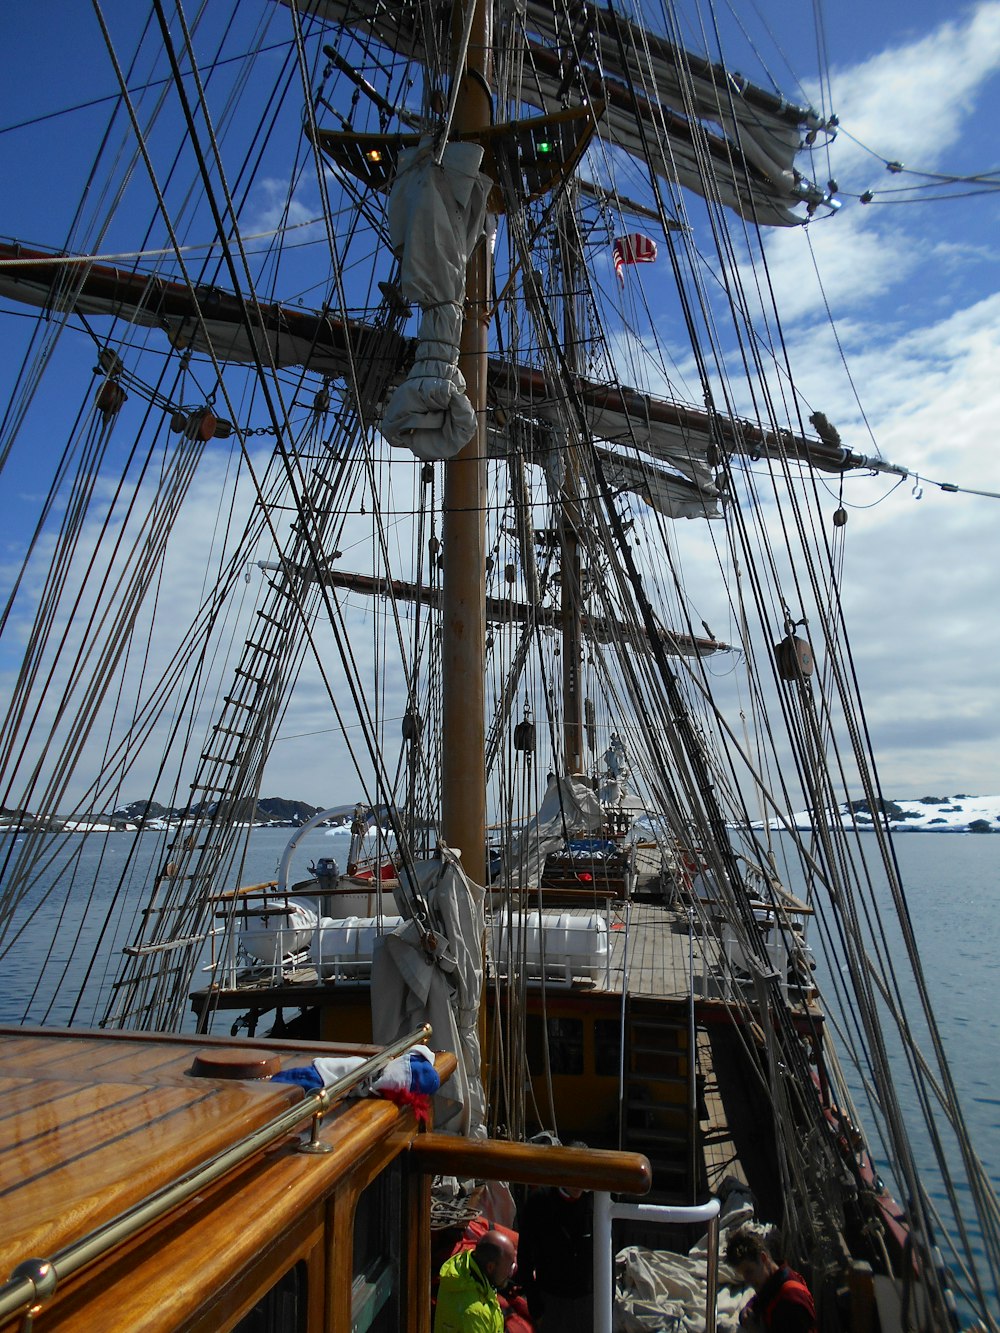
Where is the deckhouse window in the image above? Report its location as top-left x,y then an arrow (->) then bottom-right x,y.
594,1019 -> 622,1076
232,1260 -> 307,1332
546,1017 -> 585,1075
352,1160 -> 403,1333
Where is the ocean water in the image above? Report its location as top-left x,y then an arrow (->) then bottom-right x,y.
0,824 -> 355,1028
1,826 -> 998,1305
806,832 -> 1000,1192
777,831 -> 1000,1316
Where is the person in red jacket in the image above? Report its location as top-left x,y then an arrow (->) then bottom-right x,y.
725,1225 -> 817,1333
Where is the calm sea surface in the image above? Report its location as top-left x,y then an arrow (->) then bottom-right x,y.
1,826 -> 998,1302
793,832 -> 1000,1313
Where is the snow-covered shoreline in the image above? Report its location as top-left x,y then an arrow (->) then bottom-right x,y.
753,794 -> 1000,834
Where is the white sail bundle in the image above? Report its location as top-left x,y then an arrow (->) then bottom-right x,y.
594,446 -> 721,520
371,846 -> 487,1136
504,775 -> 604,889
380,139 -> 493,461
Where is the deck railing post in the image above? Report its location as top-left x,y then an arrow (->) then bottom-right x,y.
705,1209 -> 720,1333
593,1191 -> 614,1333
591,1195 -> 722,1333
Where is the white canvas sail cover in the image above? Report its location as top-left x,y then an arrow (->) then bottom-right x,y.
506,775 -> 604,888
370,845 -> 487,1136
381,138 -> 492,461
596,447 -> 721,520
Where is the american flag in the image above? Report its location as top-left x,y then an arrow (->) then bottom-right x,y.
613,233 -> 658,282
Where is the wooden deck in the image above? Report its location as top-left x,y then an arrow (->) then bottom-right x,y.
697,1027 -> 749,1194
601,900 -> 720,1000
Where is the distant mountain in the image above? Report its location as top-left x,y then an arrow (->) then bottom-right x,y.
114,800 -> 171,822
754,794 -> 1000,833
108,796 -> 323,827
5,792 -> 999,834
257,797 -> 323,824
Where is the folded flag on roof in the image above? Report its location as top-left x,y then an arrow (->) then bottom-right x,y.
613,233 -> 658,282
272,1045 -> 441,1124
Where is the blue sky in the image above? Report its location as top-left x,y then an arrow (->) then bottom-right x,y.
0,1 -> 998,809
760,0 -> 1000,796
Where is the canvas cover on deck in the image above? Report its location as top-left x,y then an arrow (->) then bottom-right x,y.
505,775 -> 604,888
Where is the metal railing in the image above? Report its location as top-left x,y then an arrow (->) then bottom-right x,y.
593,1194 -> 722,1333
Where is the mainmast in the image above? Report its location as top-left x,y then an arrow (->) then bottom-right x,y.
556,187 -> 586,776
440,0 -> 492,884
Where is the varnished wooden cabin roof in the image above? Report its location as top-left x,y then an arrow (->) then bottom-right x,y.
0,1026 -> 418,1279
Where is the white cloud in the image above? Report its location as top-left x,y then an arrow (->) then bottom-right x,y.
241,174 -> 323,242
751,210 -> 926,326
823,1 -> 1000,184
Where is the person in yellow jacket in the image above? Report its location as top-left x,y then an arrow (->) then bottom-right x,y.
434,1230 -> 517,1333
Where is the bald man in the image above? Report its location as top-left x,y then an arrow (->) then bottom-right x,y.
434,1230 -> 517,1333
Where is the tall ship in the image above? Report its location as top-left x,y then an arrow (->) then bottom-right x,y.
0,1 -> 997,1330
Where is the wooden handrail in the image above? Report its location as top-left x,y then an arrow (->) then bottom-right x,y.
216,880 -> 279,900
0,1026 -> 436,1326
410,1135 -> 651,1195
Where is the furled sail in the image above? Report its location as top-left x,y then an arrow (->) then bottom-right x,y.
371,846 -> 487,1135
517,0 -> 834,224
380,139 -> 493,461
292,0 -> 836,225
594,446 -> 720,520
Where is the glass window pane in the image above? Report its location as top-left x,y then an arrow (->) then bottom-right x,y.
352,1160 -> 403,1333
232,1260 -> 307,1333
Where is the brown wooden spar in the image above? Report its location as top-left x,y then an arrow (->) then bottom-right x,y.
263,562 -> 729,656
410,1133 -> 652,1194
0,240 -> 907,480
0,241 -> 406,381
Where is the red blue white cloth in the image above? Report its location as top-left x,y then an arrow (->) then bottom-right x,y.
272,1044 -> 440,1121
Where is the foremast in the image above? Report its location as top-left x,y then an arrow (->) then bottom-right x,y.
440,0 -> 492,885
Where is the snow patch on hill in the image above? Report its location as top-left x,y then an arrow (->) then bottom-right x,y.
755,794 -> 1000,833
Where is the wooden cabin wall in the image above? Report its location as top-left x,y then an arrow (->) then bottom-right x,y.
522,994 -> 622,1139
318,996 -> 374,1045
187,1207 -> 324,1333
312,991 -> 625,1140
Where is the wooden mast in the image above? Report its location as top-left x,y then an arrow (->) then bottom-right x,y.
440,0 -> 491,885
556,185 -> 585,776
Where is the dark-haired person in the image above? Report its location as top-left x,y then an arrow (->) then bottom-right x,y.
434,1229 -> 517,1333
725,1225 -> 817,1332
516,1152 -> 594,1333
